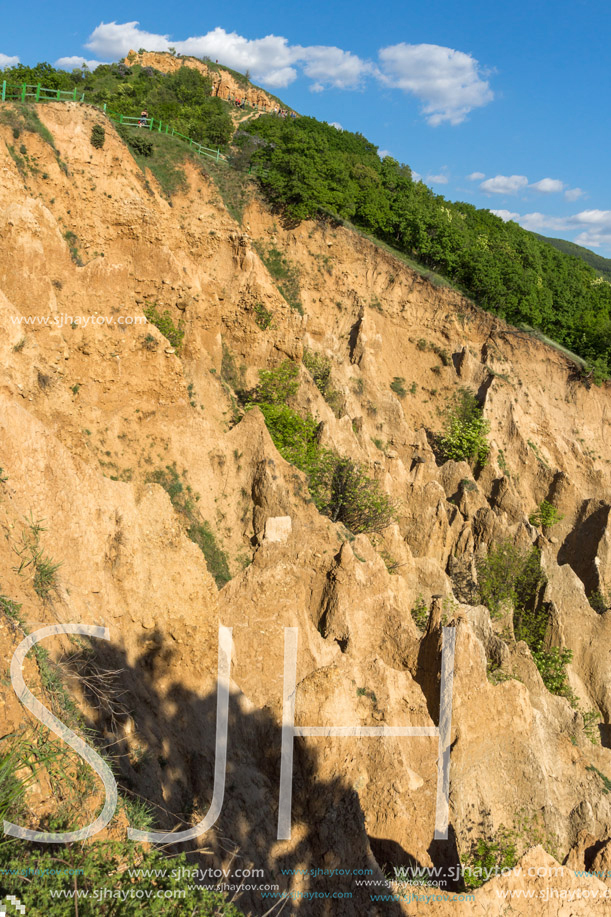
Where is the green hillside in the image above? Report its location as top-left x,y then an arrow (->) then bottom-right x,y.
532,233 -> 611,282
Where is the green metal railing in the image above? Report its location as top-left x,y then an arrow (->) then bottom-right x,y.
0,81 -> 229,164
1,82 -> 85,103
104,109 -> 227,163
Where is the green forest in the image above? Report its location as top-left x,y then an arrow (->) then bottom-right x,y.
3,59 -> 611,379
533,233 -> 611,282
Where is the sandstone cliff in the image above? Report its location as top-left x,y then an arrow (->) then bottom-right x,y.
1,100 -> 611,915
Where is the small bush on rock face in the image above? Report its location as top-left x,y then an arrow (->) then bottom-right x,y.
411,595 -> 429,632
143,304 -> 184,350
437,387 -> 489,465
303,349 -> 332,394
250,361 -> 396,535
311,455 -> 396,535
478,540 -> 576,702
477,541 -> 543,619
90,123 -> 105,149
390,377 -> 407,398
257,403 -> 320,469
147,464 -> 230,588
462,828 -> 518,889
255,403 -> 396,535
528,500 -> 564,529
531,645 -> 574,697
254,360 -> 299,404
253,302 -> 273,329
303,350 -> 343,416
588,590 -> 610,615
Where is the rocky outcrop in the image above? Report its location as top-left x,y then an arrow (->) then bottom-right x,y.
123,50 -> 291,111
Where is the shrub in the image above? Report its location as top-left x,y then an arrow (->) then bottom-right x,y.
390,376 -> 408,398
143,304 -> 185,350
303,349 -> 332,395
221,343 -> 247,393
90,123 -> 106,148
256,403 -> 396,534
477,541 -> 543,619
479,540 -> 575,701
254,360 -> 299,404
187,520 -> 231,588
529,500 -> 564,529
588,590 -> 610,615
583,710 -> 602,743
531,645 -> 574,698
253,302 -> 273,329
411,595 -> 429,632
303,350 -> 342,415
63,229 -> 84,266
309,454 -> 397,534
462,828 -> 518,889
432,345 -> 451,366
257,403 -> 320,469
141,333 -> 158,351
255,244 -> 303,313
147,465 -> 231,588
437,387 -> 489,465
122,131 -> 154,157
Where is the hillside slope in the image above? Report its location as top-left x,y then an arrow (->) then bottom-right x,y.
1,101 -> 611,915
533,232 -> 611,281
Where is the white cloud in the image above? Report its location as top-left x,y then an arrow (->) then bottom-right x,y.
300,45 -> 371,90
426,173 -> 449,184
487,208 -> 611,251
179,29 -> 300,87
480,174 -> 529,194
55,56 -> 106,70
378,43 -> 493,125
86,21 -> 170,57
517,212 -> 568,232
529,177 -> 565,193
468,171 -> 485,181
378,148 -> 392,158
571,210 -> 611,249
0,53 -> 19,68
411,170 -> 423,182
86,22 -> 370,90
329,122 -> 343,131
81,22 -> 494,124
565,187 -> 584,202
573,209 -> 611,225
490,209 -> 520,222
574,231 -> 611,249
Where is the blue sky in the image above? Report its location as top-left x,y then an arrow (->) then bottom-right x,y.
2,0 -> 610,253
